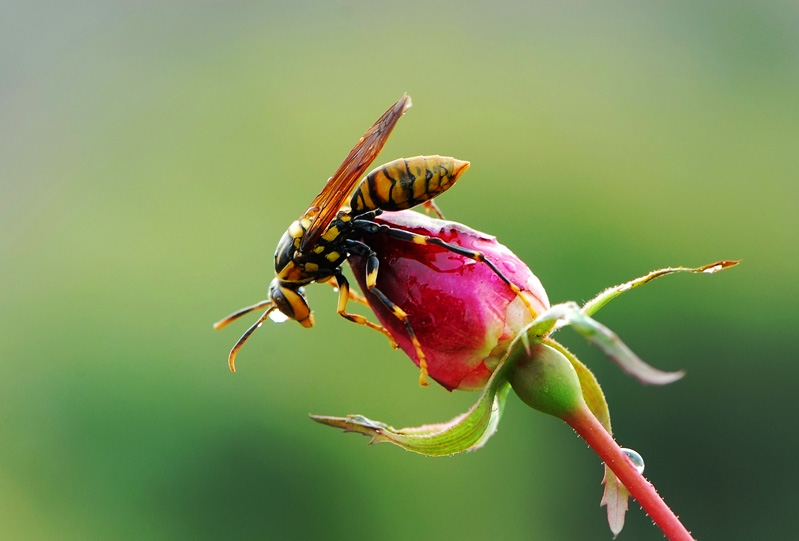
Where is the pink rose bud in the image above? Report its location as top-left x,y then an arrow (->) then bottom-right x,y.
349,210 -> 550,391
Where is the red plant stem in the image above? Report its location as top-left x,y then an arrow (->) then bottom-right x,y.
564,405 -> 695,541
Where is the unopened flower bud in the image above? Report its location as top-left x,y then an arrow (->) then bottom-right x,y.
349,210 -> 549,391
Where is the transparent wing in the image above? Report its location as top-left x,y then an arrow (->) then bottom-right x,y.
299,93 -> 411,251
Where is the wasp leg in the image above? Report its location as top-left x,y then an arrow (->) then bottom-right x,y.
422,200 -> 445,220
324,276 -> 370,307
382,227 -> 539,318
333,271 -> 400,352
344,240 -> 430,386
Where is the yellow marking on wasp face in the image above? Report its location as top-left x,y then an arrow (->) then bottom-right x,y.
321,226 -> 340,242
325,251 -> 341,262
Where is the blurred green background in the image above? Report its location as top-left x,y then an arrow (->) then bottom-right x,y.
2,1 -> 796,539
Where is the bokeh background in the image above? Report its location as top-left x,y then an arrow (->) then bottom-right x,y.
2,1 -> 796,539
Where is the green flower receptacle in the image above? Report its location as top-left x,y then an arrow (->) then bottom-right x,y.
507,342 -> 585,419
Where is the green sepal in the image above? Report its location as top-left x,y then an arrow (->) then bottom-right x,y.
581,260 -> 739,317
310,373 -> 513,457
529,302 -> 684,385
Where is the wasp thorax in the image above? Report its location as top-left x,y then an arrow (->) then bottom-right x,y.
269,278 -> 314,328
274,225 -> 301,273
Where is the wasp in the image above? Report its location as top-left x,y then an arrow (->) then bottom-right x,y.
214,94 -> 537,385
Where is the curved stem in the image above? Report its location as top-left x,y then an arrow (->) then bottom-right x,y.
564,405 -> 695,541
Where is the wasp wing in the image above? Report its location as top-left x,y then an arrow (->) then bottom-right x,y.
299,93 -> 412,252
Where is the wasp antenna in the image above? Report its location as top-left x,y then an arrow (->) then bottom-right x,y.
213,300 -> 273,330
228,306 -> 276,372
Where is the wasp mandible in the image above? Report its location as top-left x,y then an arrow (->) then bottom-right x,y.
215,94 -> 537,385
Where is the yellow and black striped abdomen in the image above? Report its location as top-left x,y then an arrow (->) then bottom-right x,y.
350,156 -> 470,214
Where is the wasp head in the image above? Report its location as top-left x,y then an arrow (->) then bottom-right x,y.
269,278 -> 314,328
213,277 -> 314,373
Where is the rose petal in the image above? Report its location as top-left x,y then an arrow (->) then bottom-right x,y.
349,210 -> 549,390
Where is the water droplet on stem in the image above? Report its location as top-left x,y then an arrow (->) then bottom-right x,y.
621,447 -> 645,474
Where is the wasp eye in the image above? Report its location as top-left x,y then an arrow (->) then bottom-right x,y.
269,281 -> 295,318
